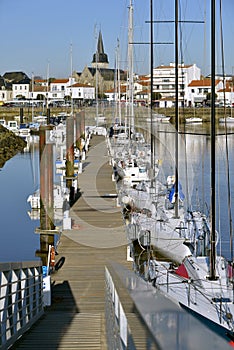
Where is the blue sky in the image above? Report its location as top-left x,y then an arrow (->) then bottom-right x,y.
0,0 -> 233,78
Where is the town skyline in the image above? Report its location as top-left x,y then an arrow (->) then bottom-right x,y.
0,0 -> 234,79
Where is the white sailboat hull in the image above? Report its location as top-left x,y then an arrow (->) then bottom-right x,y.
148,256 -> 234,339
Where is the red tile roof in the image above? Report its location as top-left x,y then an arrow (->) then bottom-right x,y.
72,83 -> 94,88
155,64 -> 193,69
52,79 -> 69,84
35,79 -> 47,83
188,79 -> 221,87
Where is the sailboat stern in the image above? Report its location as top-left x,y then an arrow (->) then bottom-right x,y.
180,255 -> 231,289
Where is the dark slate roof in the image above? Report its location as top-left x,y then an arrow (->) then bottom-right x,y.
3,71 -> 30,83
0,76 -> 5,87
15,78 -> 31,84
92,31 -> 109,64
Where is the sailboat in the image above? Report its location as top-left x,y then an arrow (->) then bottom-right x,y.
146,0 -> 234,343
118,0 -> 212,265
108,0 -> 151,187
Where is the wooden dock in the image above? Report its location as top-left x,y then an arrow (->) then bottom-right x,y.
11,134 -> 135,350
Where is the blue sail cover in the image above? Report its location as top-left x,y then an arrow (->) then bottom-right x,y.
169,182 -> 185,203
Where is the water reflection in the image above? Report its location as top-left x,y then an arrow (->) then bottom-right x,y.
1,121 -> 234,262
0,139 -> 40,262
150,122 -> 234,260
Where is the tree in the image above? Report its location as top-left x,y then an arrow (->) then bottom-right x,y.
206,92 -> 217,102
152,92 -> 162,101
37,94 -> 45,100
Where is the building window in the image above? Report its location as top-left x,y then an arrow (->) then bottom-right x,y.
191,89 -> 195,93
61,86 -> 65,91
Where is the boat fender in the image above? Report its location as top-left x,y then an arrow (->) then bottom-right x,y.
50,246 -> 56,267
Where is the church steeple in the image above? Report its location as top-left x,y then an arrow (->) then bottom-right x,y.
92,31 -> 109,69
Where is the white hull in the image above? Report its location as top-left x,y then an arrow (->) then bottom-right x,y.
147,256 -> 234,339
27,185 -> 69,209
185,117 -> 203,124
219,117 -> 234,124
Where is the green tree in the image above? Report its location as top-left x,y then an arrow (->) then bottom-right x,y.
206,92 -> 217,102
36,94 -> 45,100
152,92 -> 162,101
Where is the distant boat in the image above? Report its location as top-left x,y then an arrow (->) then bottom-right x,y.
95,114 -> 106,124
6,120 -> 19,134
19,123 -> 31,138
151,113 -> 171,123
0,119 -> 6,127
185,117 -> 202,124
219,116 -> 234,123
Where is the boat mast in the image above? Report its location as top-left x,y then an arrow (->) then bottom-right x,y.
46,61 -> 50,110
117,38 -> 121,125
150,0 -> 155,183
128,0 -> 134,133
174,0 -> 179,218
95,26 -> 99,127
210,0 -> 217,280
70,42 -> 74,116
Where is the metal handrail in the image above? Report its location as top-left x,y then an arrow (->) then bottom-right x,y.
0,261 -> 44,350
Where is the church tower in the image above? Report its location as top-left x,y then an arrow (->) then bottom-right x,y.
91,31 -> 109,69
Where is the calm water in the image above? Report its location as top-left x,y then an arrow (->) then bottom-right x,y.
0,140 -> 41,262
152,122 -> 234,260
1,123 -> 234,262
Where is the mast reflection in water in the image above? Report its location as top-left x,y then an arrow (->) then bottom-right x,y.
1,122 -> 234,263
151,122 -> 234,261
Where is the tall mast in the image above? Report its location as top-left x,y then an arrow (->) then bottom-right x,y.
128,0 -> 134,133
210,0 -> 217,280
174,0 -> 179,217
70,42 -> 74,116
70,42 -> 73,77
117,38 -> 121,125
150,0 -> 155,184
94,25 -> 99,127
46,61 -> 50,109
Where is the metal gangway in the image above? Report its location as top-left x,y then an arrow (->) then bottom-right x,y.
0,260 -> 231,350
0,261 -> 44,350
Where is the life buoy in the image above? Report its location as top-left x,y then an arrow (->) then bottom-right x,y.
50,246 -> 56,267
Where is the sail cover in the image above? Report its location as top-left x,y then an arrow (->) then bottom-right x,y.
169,182 -> 185,203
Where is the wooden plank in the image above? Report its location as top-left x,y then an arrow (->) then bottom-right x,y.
12,135 -> 156,350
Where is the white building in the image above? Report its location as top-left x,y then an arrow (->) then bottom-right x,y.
217,82 -> 234,107
12,82 -> 30,100
0,87 -> 12,104
49,78 -> 75,100
66,83 -> 95,101
153,63 -> 201,107
188,78 -> 223,106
